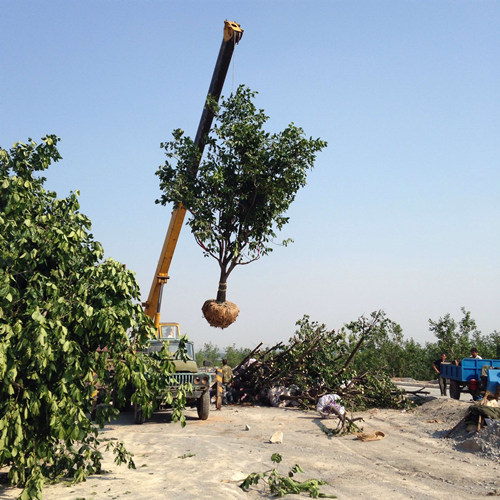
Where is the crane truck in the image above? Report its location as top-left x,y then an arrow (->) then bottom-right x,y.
133,20 -> 244,424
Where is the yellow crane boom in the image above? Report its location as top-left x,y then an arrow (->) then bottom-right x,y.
143,20 -> 244,335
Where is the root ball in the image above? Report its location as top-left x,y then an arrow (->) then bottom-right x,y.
202,300 -> 239,329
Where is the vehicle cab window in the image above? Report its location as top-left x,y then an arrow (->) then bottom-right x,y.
161,325 -> 179,339
167,341 -> 195,360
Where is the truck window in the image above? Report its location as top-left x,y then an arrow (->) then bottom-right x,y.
168,341 -> 195,360
161,325 -> 179,339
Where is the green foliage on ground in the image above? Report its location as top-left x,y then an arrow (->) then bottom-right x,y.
0,137 -> 185,499
240,453 -> 336,498
290,312 -> 412,411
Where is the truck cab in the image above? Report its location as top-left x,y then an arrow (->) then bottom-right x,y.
134,322 -> 213,424
156,322 -> 200,372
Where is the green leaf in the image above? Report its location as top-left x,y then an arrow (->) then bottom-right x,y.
31,308 -> 46,324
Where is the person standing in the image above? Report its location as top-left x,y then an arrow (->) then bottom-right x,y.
221,358 -> 233,405
433,353 -> 448,396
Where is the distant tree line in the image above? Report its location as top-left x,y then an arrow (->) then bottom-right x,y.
198,308 -> 499,381
348,307 -> 498,380
195,343 -> 252,368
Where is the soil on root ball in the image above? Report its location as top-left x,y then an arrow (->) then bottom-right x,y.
202,299 -> 239,328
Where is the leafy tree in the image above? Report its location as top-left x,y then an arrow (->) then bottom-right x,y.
156,86 -> 326,323
467,329 -> 499,360
347,315 -> 405,378
428,313 -> 459,360
485,331 -> 500,359
223,343 -> 251,367
195,342 -> 221,367
399,339 -> 435,380
429,307 -> 481,361
194,342 -> 250,367
0,137 -> 182,498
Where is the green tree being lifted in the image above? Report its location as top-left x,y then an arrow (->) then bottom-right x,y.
156,86 -> 326,328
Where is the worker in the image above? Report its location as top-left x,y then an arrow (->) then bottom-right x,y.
470,347 -> 482,359
433,353 -> 448,396
221,358 -> 233,405
454,347 -> 483,366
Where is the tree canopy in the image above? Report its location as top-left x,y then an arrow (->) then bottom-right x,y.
0,137 -> 181,498
156,85 -> 327,305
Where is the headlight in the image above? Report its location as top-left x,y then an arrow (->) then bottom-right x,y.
194,376 -> 201,384
202,376 -> 209,384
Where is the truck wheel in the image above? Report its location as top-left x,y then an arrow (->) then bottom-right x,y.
134,403 -> 145,424
197,390 -> 210,420
449,380 -> 461,400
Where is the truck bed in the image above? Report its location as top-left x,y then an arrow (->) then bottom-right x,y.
440,358 -> 500,382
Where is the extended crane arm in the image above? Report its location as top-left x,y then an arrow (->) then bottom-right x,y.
143,20 -> 243,333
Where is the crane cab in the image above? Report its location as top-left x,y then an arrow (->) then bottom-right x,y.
158,322 -> 181,340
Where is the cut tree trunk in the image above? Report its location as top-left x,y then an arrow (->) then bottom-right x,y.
216,281 -> 227,303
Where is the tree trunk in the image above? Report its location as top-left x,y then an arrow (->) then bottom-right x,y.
216,281 -> 227,303
216,267 -> 229,302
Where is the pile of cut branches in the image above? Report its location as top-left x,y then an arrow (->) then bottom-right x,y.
231,312 -> 412,418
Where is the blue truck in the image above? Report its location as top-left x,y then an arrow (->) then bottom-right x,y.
440,358 -> 500,400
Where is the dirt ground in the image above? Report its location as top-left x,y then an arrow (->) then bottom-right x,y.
1,396 -> 499,500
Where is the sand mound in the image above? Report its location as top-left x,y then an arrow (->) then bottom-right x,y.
455,418 -> 500,460
412,397 -> 470,425
413,399 -> 500,461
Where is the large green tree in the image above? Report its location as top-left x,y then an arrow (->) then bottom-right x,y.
156,86 -> 326,325
428,307 -> 481,361
0,137 -> 181,499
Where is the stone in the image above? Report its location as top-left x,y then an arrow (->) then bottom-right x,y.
269,431 -> 283,444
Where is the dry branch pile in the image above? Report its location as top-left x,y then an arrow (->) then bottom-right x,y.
230,312 -> 412,415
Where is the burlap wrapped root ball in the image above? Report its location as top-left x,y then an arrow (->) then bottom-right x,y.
202,300 -> 239,329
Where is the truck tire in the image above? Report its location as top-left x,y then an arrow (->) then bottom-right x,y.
197,390 -> 210,420
449,379 -> 461,400
134,403 -> 145,424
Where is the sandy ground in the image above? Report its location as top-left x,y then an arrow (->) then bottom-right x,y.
1,395 -> 499,500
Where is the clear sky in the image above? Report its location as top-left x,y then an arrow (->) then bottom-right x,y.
2,1 -> 499,350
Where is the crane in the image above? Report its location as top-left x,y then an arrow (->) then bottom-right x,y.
142,20 -> 243,338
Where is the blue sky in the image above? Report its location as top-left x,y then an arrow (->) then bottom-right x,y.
2,1 -> 499,349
